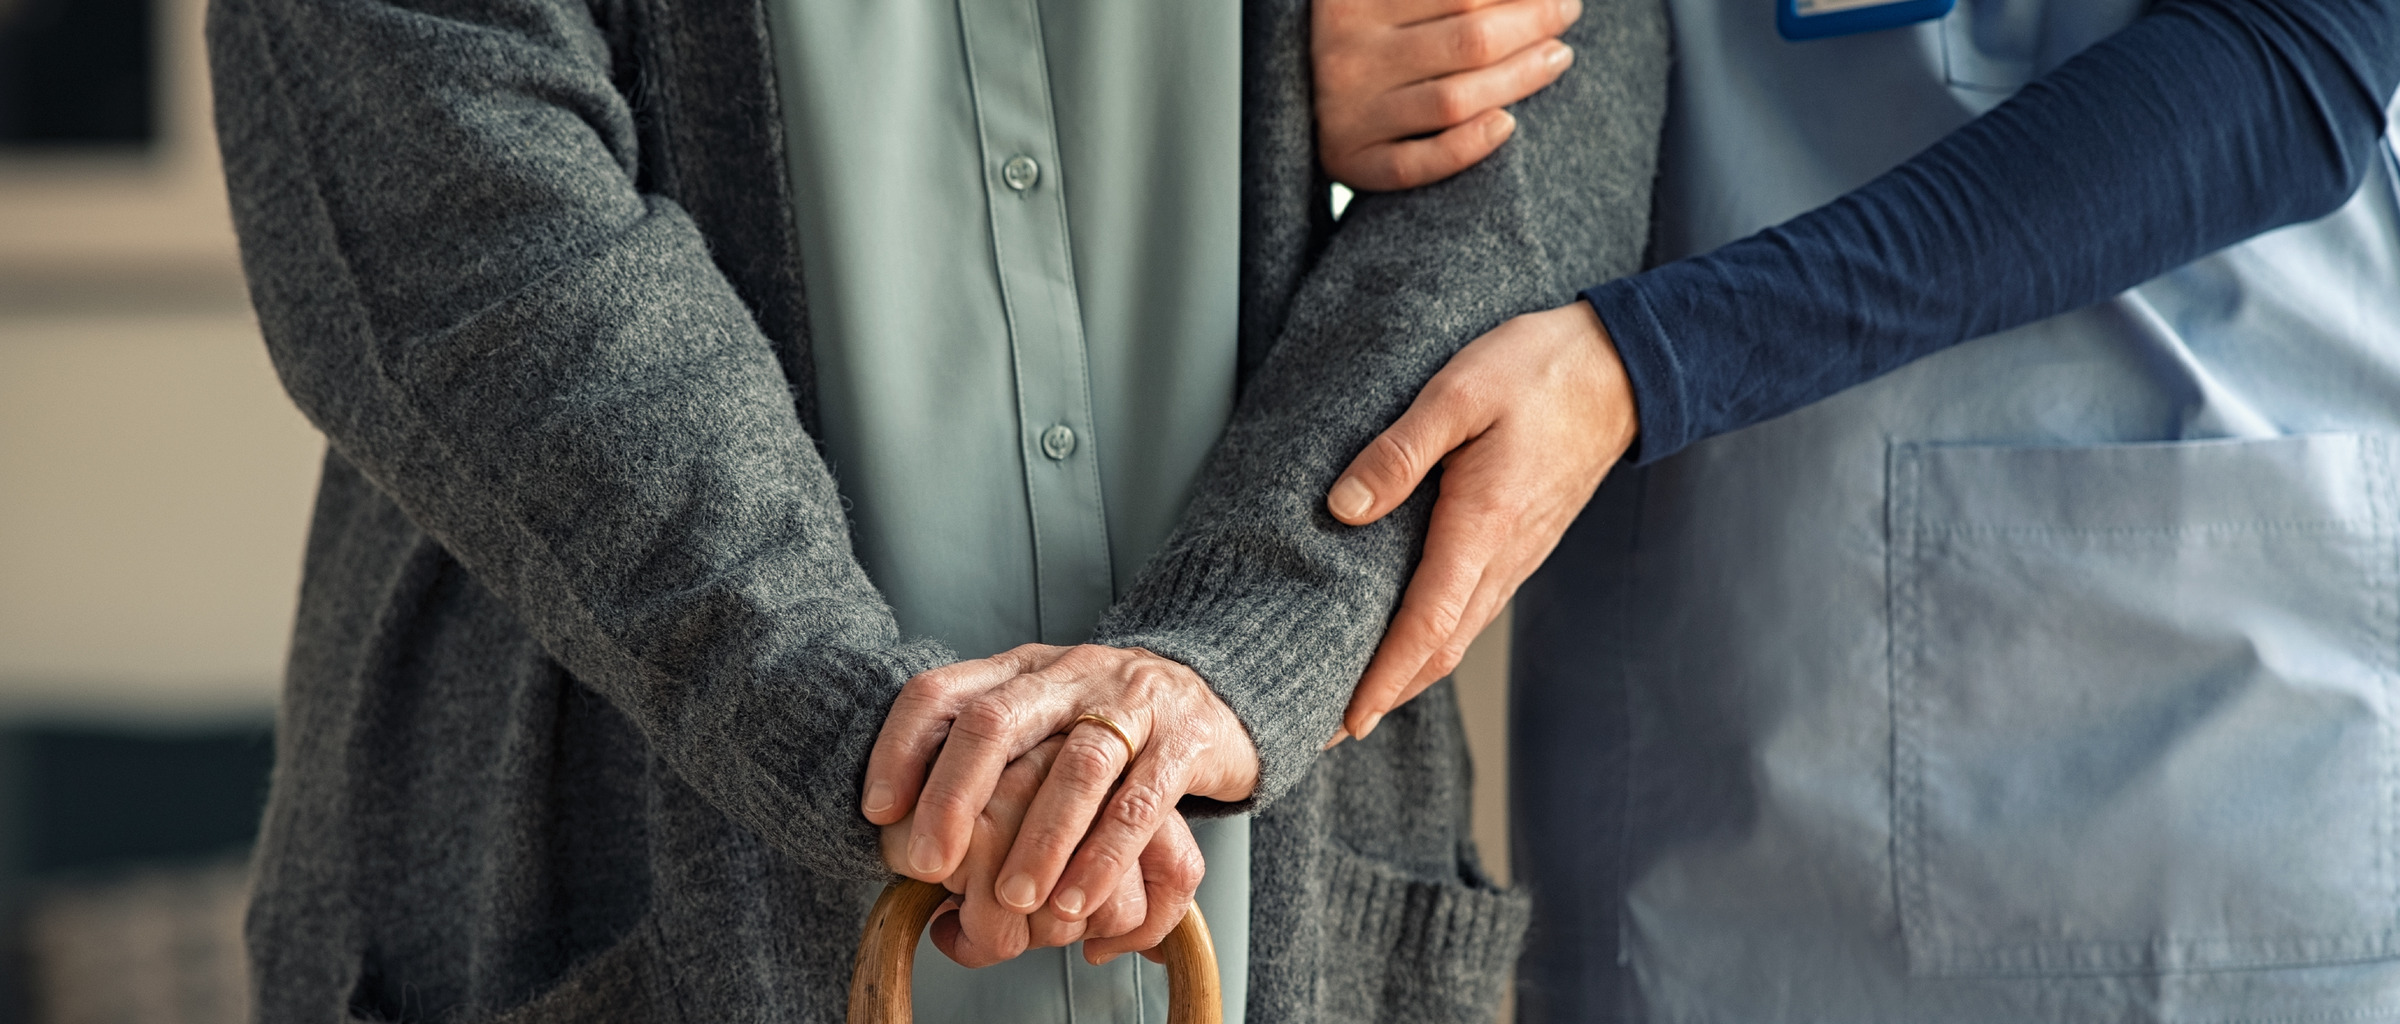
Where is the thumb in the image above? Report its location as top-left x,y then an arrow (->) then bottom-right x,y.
1327,378 -> 1484,526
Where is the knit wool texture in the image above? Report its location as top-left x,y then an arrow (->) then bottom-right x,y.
206,0 -> 1667,1019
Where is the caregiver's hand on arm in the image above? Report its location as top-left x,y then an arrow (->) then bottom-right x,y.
1314,0 -> 1580,191
864,644 -> 1255,957
1329,300 -> 1637,739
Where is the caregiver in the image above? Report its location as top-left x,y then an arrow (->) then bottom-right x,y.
1319,0 -> 2400,1020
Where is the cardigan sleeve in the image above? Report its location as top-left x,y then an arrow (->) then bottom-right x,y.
209,0 -> 943,880
1089,0 -> 1673,809
1589,0 -> 2400,464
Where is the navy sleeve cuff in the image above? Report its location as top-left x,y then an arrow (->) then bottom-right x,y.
1583,281 -> 1690,466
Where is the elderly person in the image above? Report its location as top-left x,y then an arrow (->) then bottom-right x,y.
206,0 -> 1662,1019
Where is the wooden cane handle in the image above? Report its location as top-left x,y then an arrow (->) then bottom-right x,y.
846,877 -> 1222,1024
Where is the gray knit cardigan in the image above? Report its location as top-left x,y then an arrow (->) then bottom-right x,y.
206,0 -> 1665,1019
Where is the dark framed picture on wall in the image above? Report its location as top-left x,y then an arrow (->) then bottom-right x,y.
0,0 -> 158,150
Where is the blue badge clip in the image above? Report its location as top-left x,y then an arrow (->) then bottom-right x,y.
1777,0 -> 1954,41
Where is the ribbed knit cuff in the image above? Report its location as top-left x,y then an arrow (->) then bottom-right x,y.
744,636 -> 958,881
1090,542 -> 1385,815
1583,280 -> 1690,466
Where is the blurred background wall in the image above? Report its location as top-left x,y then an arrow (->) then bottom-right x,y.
0,1 -> 1515,1020
1,0 -> 315,1018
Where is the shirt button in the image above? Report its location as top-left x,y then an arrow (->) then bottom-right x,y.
1002,155 -> 1041,192
1040,424 -> 1077,460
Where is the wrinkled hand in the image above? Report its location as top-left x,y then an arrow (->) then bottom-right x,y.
864,644 -> 1255,961
1327,301 -> 1636,739
879,737 -> 1206,966
1314,0 -> 1581,191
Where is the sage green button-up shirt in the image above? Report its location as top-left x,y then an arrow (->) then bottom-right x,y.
767,0 -> 1248,1020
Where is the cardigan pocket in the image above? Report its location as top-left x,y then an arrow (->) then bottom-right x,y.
1317,841 -> 1530,1024
1889,434 -> 2400,976
345,913 -> 675,1024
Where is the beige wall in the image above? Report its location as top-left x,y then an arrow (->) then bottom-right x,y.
0,307 -> 319,719
0,0 -> 314,721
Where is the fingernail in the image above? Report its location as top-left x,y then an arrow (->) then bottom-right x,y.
1358,711 -> 1385,739
1330,476 -> 1373,521
1484,110 -> 1517,144
863,781 -> 894,816
1559,0 -> 1582,23
998,873 -> 1038,910
1546,42 -> 1574,71
908,833 -> 943,876
1054,887 -> 1086,917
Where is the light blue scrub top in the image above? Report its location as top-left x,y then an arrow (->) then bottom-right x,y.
765,1 -> 1248,1021
1513,1 -> 2400,1020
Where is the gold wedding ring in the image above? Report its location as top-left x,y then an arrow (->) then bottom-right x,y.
1072,712 -> 1139,763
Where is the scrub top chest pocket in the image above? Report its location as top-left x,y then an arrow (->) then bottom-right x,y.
1887,434 -> 2400,976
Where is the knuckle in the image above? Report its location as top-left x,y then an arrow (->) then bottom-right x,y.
1438,120 -> 1494,162
1441,363 -> 1501,407
1368,149 -> 1413,193
1055,734 -> 1123,786
1027,832 -> 1079,867
987,927 -> 1028,962
1111,782 -> 1168,830
1098,906 -> 1141,941
1024,916 -> 1063,948
1367,431 -> 1427,486
1079,845 -> 1131,885
1046,645 -> 1109,682
1439,633 -> 1478,669
953,693 -> 1022,743
1407,595 -> 1469,637
1449,16 -> 1504,65
1163,845 -> 1206,892
996,761 -> 1047,804
1041,916 -> 1089,949
1125,662 -> 1175,703
1431,133 -> 1480,171
898,672 -> 956,708
1432,651 -> 1468,680
1419,368 -> 1481,416
1428,80 -> 1479,125
918,786 -> 975,822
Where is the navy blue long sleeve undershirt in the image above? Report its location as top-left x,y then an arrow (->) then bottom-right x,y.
1585,0 -> 2400,465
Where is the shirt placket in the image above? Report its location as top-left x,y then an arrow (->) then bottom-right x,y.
956,0 -> 1115,646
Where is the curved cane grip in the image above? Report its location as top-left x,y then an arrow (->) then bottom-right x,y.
845,877 -> 1221,1024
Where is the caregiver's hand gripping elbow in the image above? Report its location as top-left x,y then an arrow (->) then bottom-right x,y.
863,643 -> 1257,964
1328,300 -> 1638,739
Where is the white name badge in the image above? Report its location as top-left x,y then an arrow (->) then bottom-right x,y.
1779,0 -> 1954,40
